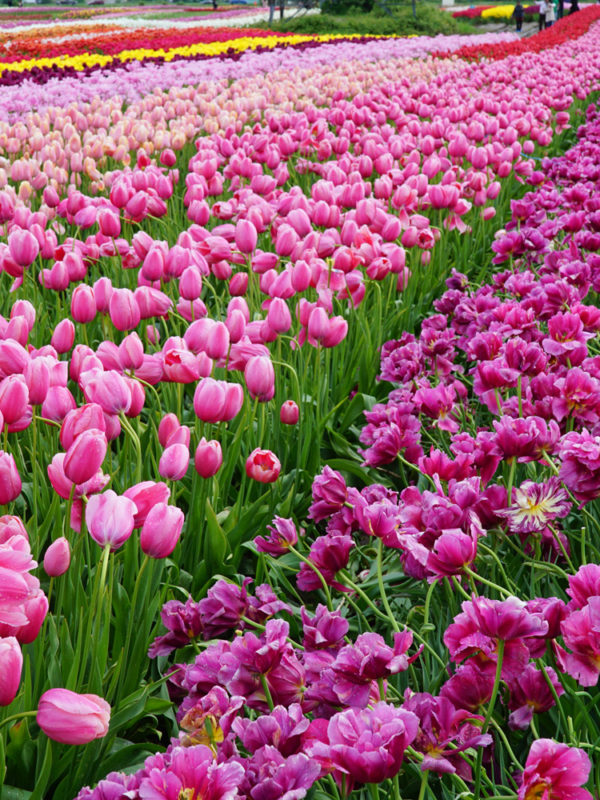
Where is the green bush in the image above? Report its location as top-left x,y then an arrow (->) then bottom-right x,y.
254,5 -> 463,35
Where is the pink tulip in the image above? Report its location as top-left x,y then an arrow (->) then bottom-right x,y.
245,356 -> 275,402
85,490 -> 137,550
193,378 -> 243,424
43,537 -> 71,577
36,688 -> 110,745
60,404 -> 106,450
280,400 -> 299,425
0,451 -> 21,504
118,332 -> 144,371
140,502 -> 184,559
179,267 -> 203,300
24,358 -> 50,406
109,288 -> 141,332
0,637 -> 22,706
41,386 -> 76,424
8,229 -> 39,268
0,375 -> 29,425
63,429 -> 107,485
158,443 -> 189,481
51,319 -> 75,354
245,448 -> 281,483
83,371 -> 132,415
98,209 -> 121,238
194,437 -> 223,478
158,413 -> 181,448
71,285 -> 97,324
235,219 -> 258,254
123,481 -> 170,528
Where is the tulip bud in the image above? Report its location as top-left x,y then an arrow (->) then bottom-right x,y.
280,400 -> 299,425
0,637 -> 22,706
63,428 -> 107,485
158,443 -> 189,481
123,481 -> 170,528
245,448 -> 281,483
85,490 -> 137,550
71,285 -> 97,324
36,688 -> 110,745
0,451 -> 21,504
51,319 -> 75,354
140,502 -> 184,559
245,356 -> 275,402
235,219 -> 258,254
194,437 -> 222,478
43,537 -> 71,577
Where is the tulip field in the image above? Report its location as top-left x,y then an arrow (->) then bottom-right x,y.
4,3 -> 600,798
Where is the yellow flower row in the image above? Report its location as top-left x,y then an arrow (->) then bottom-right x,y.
481,4 -> 519,18
0,32 -> 398,76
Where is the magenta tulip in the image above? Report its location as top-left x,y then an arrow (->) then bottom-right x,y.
194,437 -> 223,478
43,537 -> 71,577
85,490 -> 137,550
0,452 -> 21,504
36,688 -> 110,745
245,448 -> 281,483
140,503 -> 184,559
63,429 -> 107,485
0,637 -> 22,706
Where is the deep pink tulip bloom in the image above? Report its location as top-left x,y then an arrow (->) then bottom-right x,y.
245,356 -> 275,402
109,288 -> 141,332
43,537 -> 71,578
255,516 -> 299,556
83,371 -> 132,415
518,740 -> 592,800
0,451 -> 21,505
123,481 -> 170,528
8,229 -> 39,268
51,319 -> 75,354
193,378 -> 243,424
140,502 -> 184,559
85,490 -> 137,550
36,688 -> 110,745
159,443 -> 189,481
280,400 -> 299,425
71,285 -> 97,324
246,448 -> 281,483
59,404 -> 106,451
194,437 -> 223,479
63,428 -> 107,485
24,358 -> 50,406
0,637 -> 22,706
306,702 -> 419,786
235,219 -> 258,254
0,375 -> 29,425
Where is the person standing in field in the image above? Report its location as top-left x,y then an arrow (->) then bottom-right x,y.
538,0 -> 548,29
546,0 -> 556,25
512,0 -> 525,31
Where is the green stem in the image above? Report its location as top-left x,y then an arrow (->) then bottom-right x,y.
0,710 -> 37,731
474,639 -> 505,800
260,674 -> 275,711
377,538 -> 400,633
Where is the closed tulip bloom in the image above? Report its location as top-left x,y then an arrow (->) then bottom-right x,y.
280,400 -> 299,425
71,285 -> 97,324
109,288 -> 141,332
193,378 -> 242,424
246,448 -> 281,483
0,451 -> 21,504
36,689 -> 110,745
0,637 -> 22,706
235,219 -> 258,254
158,413 -> 181,448
41,386 -> 76,424
43,537 -> 71,577
179,266 -> 203,300
140,502 -> 184,559
118,332 -> 144,371
59,403 -> 106,451
8,229 -> 39,268
93,277 -> 113,314
123,481 -> 170,528
205,322 -> 230,360
307,307 -> 329,344
63,429 -> 107,485
245,356 -> 275,402
24,358 -> 50,406
194,437 -> 223,478
98,209 -> 121,238
83,371 -> 132,415
85,490 -> 137,550
267,298 -> 292,334
51,319 -> 75,354
0,375 -> 29,425
159,443 -> 189,481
